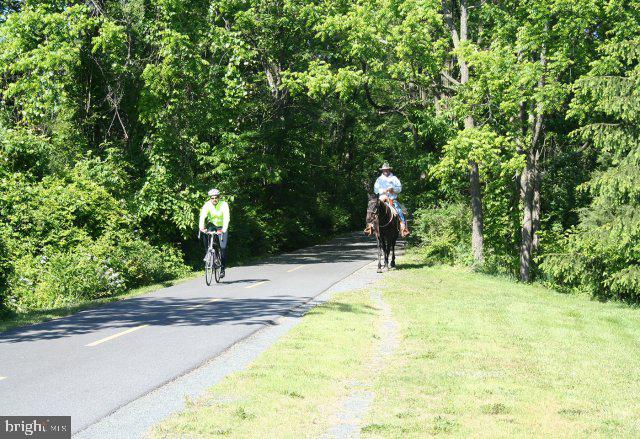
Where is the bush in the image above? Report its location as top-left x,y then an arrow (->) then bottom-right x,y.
10,252 -> 122,310
0,162 -> 189,312
541,219 -> 640,303
410,202 -> 472,265
95,231 -> 189,288
7,233 -> 189,311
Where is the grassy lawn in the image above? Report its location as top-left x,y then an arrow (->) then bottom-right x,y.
363,263 -> 640,438
151,261 -> 640,438
0,272 -> 200,333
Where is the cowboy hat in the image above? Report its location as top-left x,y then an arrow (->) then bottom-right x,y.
379,162 -> 392,170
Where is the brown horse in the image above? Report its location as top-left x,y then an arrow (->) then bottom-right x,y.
364,194 -> 400,272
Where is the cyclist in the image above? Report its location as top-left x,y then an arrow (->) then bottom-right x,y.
374,162 -> 410,236
199,188 -> 230,278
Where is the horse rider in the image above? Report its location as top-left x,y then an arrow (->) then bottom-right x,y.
374,163 -> 410,236
199,188 -> 230,278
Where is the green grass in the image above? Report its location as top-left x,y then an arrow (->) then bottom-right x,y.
363,262 -> 640,438
151,290 -> 380,438
0,271 -> 200,333
150,259 -> 640,438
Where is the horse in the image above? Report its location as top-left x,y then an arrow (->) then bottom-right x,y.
364,194 -> 400,273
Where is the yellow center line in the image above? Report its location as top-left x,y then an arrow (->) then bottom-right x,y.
86,324 -> 149,347
187,298 -> 220,310
246,280 -> 270,289
287,265 -> 305,273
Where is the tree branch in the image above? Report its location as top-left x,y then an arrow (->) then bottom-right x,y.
441,70 -> 460,86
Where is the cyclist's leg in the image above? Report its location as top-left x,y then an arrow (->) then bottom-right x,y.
201,230 -> 210,260
218,229 -> 228,269
209,229 -> 227,270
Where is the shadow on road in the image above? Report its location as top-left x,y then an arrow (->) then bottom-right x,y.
1,233 -> 381,344
255,233 -> 377,266
0,294 -> 333,343
218,278 -> 269,285
0,295 -> 379,345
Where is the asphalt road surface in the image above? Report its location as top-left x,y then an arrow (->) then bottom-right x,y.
0,233 -> 378,434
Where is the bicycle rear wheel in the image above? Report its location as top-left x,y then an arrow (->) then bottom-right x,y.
205,250 -> 214,286
213,248 -> 221,283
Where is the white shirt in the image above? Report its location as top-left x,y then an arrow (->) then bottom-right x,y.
374,173 -> 402,200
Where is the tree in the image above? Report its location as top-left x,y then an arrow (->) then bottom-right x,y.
440,0 -> 485,266
543,0 -> 640,301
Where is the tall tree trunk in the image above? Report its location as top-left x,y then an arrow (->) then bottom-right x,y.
441,0 -> 485,265
459,0 -> 484,265
519,149 -> 535,282
519,44 -> 546,281
469,153 -> 484,264
532,148 -> 541,255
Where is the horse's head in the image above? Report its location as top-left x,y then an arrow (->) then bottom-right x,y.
365,194 -> 379,225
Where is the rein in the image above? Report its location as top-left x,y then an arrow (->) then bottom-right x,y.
367,200 -> 396,230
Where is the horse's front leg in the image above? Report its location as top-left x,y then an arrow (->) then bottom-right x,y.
383,240 -> 390,269
390,242 -> 396,268
377,237 -> 383,273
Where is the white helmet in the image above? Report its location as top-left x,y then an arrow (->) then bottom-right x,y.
208,188 -> 220,197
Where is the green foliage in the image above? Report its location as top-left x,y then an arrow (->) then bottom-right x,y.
542,2 -> 640,302
430,127 -> 522,270
0,159 -> 188,312
411,202 -> 471,265
8,232 -> 188,311
0,0 -> 638,313
432,127 -> 523,188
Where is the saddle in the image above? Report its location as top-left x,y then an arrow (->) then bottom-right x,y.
386,200 -> 410,236
386,201 -> 399,217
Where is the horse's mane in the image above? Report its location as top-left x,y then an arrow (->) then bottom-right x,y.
374,198 -> 397,229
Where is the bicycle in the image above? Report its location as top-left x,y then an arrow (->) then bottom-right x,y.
204,229 -> 223,285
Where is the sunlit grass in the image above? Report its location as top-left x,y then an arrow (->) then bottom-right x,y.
147,256 -> 640,437
363,263 -> 640,437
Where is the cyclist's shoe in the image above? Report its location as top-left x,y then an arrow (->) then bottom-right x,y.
220,268 -> 226,279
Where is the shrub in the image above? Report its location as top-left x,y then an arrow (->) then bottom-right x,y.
410,202 -> 472,265
7,234 -> 189,311
0,163 -> 189,312
94,231 -> 189,288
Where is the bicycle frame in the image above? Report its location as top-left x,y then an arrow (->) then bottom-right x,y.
206,230 -> 222,252
203,230 -> 223,285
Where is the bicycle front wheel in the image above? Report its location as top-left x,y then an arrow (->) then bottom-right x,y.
205,251 -> 214,286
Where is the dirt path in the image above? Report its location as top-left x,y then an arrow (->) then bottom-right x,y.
324,288 -> 400,438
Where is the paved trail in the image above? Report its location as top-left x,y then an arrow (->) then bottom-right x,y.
0,233 -> 378,434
